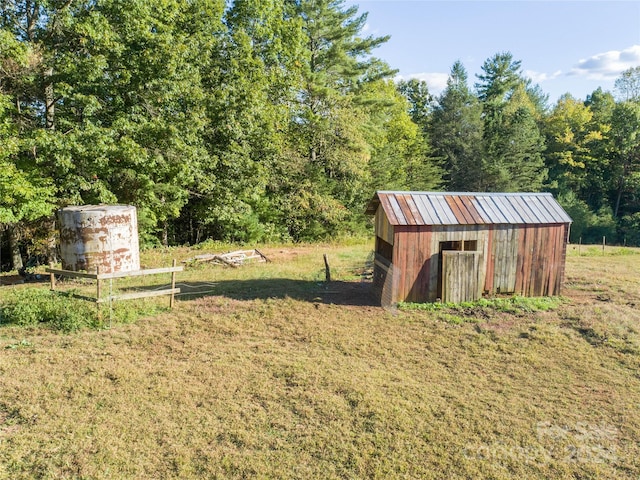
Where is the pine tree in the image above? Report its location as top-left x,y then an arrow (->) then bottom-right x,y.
280,0 -> 394,239
429,61 -> 484,191
475,52 -> 546,191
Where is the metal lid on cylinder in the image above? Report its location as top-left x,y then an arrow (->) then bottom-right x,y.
58,205 -> 140,274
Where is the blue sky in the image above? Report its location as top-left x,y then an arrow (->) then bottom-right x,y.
344,0 -> 640,104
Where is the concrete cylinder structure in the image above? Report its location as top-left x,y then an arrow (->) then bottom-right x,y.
58,205 -> 140,274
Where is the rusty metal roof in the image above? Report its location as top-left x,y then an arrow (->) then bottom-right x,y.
365,191 -> 572,226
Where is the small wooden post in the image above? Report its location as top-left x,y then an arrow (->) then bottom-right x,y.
602,236 -> 606,254
49,262 -> 56,291
323,254 -> 331,282
579,237 -> 582,256
170,259 -> 177,308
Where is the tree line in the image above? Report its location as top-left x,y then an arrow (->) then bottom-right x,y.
1,0 -> 639,269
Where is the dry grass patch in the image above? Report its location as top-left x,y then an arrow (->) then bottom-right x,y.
1,242 -> 639,478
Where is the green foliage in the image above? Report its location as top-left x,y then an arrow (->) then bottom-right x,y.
558,192 -> 617,244
367,80 -> 442,192
557,191 -> 592,242
475,53 -> 547,191
0,2 -> 639,248
429,61 -> 484,191
0,289 -> 99,332
619,212 -> 640,246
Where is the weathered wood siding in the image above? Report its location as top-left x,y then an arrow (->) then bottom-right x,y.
482,223 -> 567,296
485,225 -> 519,294
514,224 -> 567,296
389,225 -> 489,303
427,226 -> 489,302
375,205 -> 394,245
390,226 -> 432,303
442,251 -> 480,303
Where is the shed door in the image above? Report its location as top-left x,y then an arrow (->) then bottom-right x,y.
442,251 -> 481,303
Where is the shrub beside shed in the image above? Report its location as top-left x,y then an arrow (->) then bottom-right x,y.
365,191 -> 572,305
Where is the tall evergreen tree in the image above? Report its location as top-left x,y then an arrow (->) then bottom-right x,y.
429,61 -> 483,191
281,0 -> 394,239
475,52 -> 546,191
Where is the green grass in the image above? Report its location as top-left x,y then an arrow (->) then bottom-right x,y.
0,241 -> 639,478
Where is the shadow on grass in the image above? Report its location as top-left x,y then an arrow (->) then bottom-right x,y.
166,278 -> 379,307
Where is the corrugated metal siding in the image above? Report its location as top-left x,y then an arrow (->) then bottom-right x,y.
367,191 -> 572,226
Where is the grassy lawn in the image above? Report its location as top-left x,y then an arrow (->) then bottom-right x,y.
1,241 -> 639,479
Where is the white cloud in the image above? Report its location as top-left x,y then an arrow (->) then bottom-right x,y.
396,72 -> 449,95
569,45 -> 640,80
524,69 -> 562,84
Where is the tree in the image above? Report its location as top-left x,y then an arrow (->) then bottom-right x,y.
609,101 -> 640,218
185,0 -> 303,243
429,60 -> 484,191
614,66 -> 640,103
544,94 -> 602,195
475,52 -> 546,191
397,78 -> 432,131
280,0 -> 394,239
366,79 -> 441,192
582,87 -> 616,211
1,0 -> 224,246
0,29 -> 55,267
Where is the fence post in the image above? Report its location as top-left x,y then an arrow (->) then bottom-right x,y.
323,254 -> 331,282
49,262 -> 56,291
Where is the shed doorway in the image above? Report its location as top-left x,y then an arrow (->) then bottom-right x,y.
437,240 -> 478,300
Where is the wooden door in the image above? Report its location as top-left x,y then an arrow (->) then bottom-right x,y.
442,251 -> 480,303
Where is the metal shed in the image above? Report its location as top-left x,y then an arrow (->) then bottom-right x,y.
365,191 -> 572,305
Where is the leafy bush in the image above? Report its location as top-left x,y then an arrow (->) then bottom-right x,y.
558,192 -> 618,244
619,212 -> 640,247
0,288 -> 100,332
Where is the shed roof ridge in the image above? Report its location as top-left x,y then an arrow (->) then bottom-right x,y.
376,190 -> 553,197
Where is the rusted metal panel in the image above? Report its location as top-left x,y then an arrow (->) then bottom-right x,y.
58,205 -> 140,274
366,191 -> 572,227
388,195 -> 407,225
404,194 -> 426,224
396,195 -> 418,225
413,194 -> 439,225
459,195 -> 483,224
378,194 -> 398,225
432,195 -> 458,224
